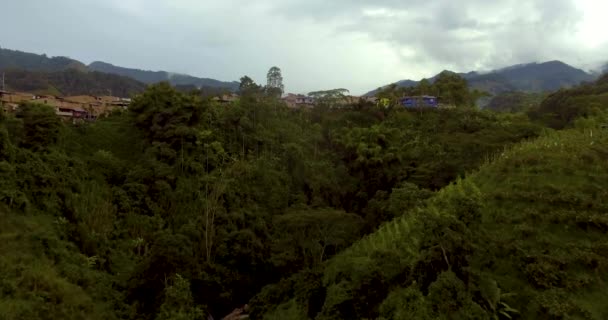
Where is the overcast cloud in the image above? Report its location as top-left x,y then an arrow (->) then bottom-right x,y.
1,0 -> 607,94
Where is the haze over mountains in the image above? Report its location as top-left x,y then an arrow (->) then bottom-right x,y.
88,61 -> 239,91
367,60 -> 601,96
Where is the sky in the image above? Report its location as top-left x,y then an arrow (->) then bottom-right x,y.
1,0 -> 607,95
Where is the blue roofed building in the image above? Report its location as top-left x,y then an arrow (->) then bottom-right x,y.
401,96 -> 438,108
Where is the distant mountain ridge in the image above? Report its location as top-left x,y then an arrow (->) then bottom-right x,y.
0,47 -> 239,94
2,68 -> 146,97
88,61 -> 239,91
367,60 -> 596,96
0,47 -> 87,72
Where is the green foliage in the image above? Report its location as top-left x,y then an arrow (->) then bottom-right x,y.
2,68 -> 145,97
272,209 -> 364,269
375,72 -> 480,108
0,124 -> 14,161
369,60 -> 593,98
266,66 -> 284,98
432,71 -> 476,107
263,299 -> 308,320
129,82 -> 209,155
387,182 -> 433,218
0,47 -> 85,72
259,128 -> 608,319
529,73 -> 608,129
0,210 -> 120,320
1,80 -> 588,320
155,274 -> 205,320
379,286 -> 432,320
239,75 -> 263,97
308,89 -> 350,108
485,91 -> 546,113
16,103 -> 62,150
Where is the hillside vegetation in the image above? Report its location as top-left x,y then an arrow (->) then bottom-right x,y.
0,47 -> 238,95
256,128 -> 608,319
485,92 -> 546,113
368,61 -> 595,97
89,61 -> 239,91
0,47 -> 86,72
1,72 -> 607,319
529,73 -> 608,129
2,68 -> 146,97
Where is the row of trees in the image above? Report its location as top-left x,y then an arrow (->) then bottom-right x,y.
237,66 -> 285,99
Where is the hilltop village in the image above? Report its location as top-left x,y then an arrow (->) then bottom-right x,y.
0,90 -> 130,121
1,89 -> 432,122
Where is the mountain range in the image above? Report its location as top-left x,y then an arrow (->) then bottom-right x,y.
88,61 -> 239,91
0,47 -> 88,73
367,60 -> 600,96
0,47 -> 239,95
1,46 -> 605,98
0,68 -> 146,97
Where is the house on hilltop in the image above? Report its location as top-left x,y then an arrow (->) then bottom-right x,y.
64,95 -> 130,117
0,91 -> 130,120
282,94 -> 315,108
64,95 -> 103,107
336,95 -> 363,106
401,95 -> 438,108
212,93 -> 239,104
0,91 -> 35,112
30,95 -> 92,120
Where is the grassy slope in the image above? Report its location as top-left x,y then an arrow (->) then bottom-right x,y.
264,128 -> 608,319
470,129 -> 608,318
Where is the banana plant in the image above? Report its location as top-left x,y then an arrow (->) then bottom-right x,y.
479,278 -> 520,319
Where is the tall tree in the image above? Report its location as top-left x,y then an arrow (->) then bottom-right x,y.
418,78 -> 432,95
266,67 -> 284,98
308,88 -> 350,107
433,71 -> 473,107
239,76 -> 260,95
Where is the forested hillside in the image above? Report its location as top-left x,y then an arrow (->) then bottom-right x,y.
367,61 -> 595,96
257,127 -> 608,320
0,47 -> 238,95
0,47 -> 86,72
252,74 -> 608,320
528,73 -> 608,129
1,72 -> 607,319
87,62 -> 239,91
485,92 -> 546,113
2,68 -> 146,97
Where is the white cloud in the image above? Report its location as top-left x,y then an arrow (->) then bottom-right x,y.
0,0 -> 607,94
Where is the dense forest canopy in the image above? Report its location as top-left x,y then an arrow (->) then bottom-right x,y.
1,72 -> 608,319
